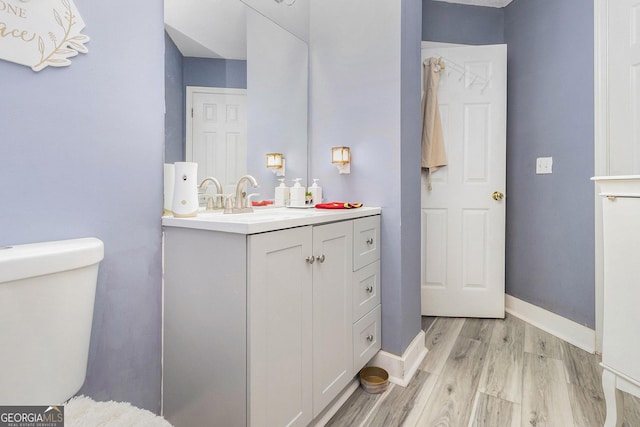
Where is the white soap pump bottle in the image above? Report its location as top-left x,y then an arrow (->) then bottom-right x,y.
308,178 -> 322,206
289,178 -> 306,207
274,178 -> 290,207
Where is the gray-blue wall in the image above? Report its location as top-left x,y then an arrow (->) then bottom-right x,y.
400,0 -> 424,354
504,0 -> 595,327
310,0 -> 423,356
183,57 -> 247,89
422,0 -> 504,45
165,33 -> 184,164
0,0 -> 164,412
422,0 -> 595,328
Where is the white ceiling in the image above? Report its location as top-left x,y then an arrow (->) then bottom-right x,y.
165,0 -> 247,60
432,0 -> 514,7
166,0 -> 512,60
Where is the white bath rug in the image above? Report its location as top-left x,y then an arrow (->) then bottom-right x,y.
65,395 -> 173,427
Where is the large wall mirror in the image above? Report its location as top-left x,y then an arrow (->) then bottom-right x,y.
164,0 -> 309,198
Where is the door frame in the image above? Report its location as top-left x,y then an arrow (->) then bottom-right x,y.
185,86 -> 248,162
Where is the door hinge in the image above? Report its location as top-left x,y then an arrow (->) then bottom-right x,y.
191,108 -> 194,118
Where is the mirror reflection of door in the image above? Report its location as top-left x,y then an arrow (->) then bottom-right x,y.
186,87 -> 247,195
165,0 -> 309,199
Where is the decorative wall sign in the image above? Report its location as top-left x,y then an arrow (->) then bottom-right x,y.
0,0 -> 89,72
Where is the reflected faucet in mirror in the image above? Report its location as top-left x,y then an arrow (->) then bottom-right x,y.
198,177 -> 224,211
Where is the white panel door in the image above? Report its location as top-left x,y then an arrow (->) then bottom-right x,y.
420,44 -> 507,318
608,0 -> 640,175
186,87 -> 247,193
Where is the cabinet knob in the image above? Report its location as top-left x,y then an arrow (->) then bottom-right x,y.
366,334 -> 374,342
317,254 -> 326,263
305,255 -> 315,264
366,237 -> 374,245
366,286 -> 374,293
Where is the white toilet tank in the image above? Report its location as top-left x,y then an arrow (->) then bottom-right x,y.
0,237 -> 104,405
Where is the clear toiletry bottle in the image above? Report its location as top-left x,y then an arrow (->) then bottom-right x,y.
274,178 -> 290,207
308,178 -> 322,206
290,178 -> 306,207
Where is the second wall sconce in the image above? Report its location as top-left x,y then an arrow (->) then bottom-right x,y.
266,153 -> 285,176
331,146 -> 351,174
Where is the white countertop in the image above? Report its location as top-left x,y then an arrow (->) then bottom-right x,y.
162,206 -> 381,234
592,175 -> 640,197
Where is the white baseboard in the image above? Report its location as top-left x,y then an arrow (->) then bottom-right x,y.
368,330 -> 428,387
505,294 -> 596,353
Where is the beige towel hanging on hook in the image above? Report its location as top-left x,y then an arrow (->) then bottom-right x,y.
421,57 -> 447,191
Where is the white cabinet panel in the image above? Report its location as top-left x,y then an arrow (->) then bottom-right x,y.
353,305 -> 382,373
249,227 -> 313,427
352,260 -> 381,322
163,229 -> 248,427
312,221 -> 353,416
595,176 -> 640,427
353,216 -> 380,270
602,197 -> 640,380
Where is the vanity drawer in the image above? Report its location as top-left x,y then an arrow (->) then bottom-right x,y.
353,216 -> 380,270
353,260 -> 380,322
353,305 -> 381,373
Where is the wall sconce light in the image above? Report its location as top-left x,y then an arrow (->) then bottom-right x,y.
331,146 -> 351,174
266,153 -> 285,176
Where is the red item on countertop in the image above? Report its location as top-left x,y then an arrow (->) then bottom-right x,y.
314,202 -> 364,209
251,200 -> 274,207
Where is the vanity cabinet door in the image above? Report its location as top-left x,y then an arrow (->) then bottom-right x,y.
312,221 -> 353,416
602,197 -> 640,380
248,226 -> 313,427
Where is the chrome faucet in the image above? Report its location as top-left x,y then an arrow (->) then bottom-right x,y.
198,177 -> 224,210
233,175 -> 259,213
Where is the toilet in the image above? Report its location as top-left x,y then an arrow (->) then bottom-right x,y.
0,237 -> 104,405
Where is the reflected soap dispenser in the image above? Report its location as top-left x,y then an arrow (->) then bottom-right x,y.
308,179 -> 322,206
289,178 -> 305,207
275,178 -> 290,207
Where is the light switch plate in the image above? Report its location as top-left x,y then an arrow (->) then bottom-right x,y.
536,157 -> 553,174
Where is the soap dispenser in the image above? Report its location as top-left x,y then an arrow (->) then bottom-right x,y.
289,178 -> 305,207
308,179 -> 322,206
274,178 -> 290,207
171,162 -> 199,217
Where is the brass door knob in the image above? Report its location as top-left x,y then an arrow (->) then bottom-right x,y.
492,191 -> 504,201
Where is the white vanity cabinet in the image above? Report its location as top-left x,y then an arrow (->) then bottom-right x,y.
163,209 -> 381,427
594,176 -> 640,427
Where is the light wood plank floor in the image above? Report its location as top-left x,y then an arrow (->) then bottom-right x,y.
327,315 -> 640,427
